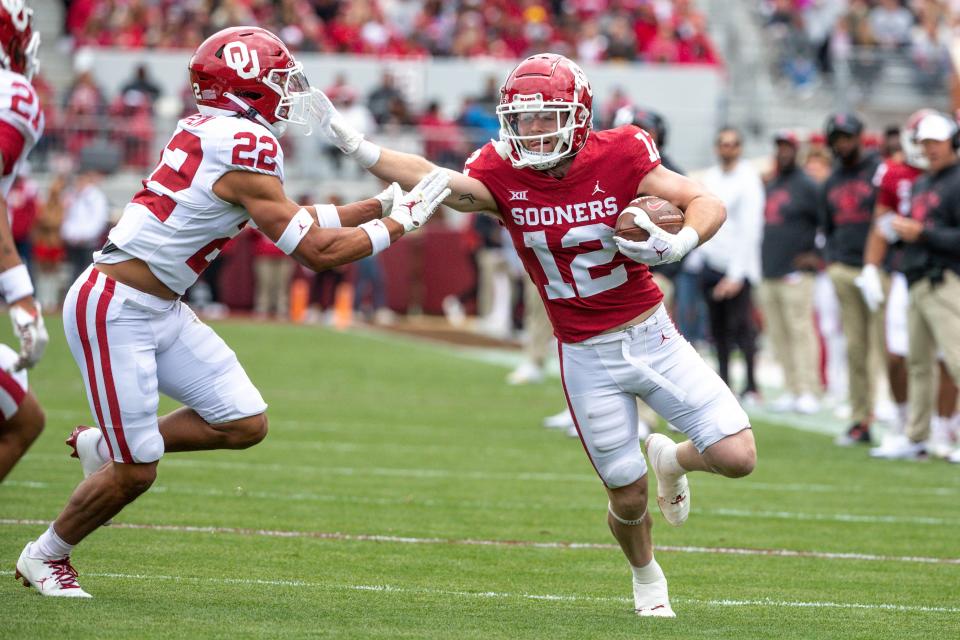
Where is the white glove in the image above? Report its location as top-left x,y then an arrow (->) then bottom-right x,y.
613,208 -> 699,266
855,264 -> 884,312
309,88 -> 362,152
373,182 -> 400,218
385,169 -> 452,233
10,300 -> 48,370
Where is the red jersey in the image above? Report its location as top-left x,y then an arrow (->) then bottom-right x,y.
873,159 -> 922,216
465,125 -> 663,343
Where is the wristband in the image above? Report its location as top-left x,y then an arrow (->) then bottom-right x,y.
314,204 -> 342,228
675,226 -> 700,256
359,219 -> 391,255
0,264 -> 34,302
350,139 -> 381,169
275,208 -> 314,255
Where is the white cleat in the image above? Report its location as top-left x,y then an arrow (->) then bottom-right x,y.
66,426 -> 109,478
15,543 -> 92,598
947,447 -> 960,464
869,435 -> 927,460
645,433 -> 690,527
634,575 -> 676,618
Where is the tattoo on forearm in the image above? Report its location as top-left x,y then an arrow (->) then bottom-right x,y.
458,194 -> 476,204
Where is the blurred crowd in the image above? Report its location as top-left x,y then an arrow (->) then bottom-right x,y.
760,0 -> 956,95
60,0 -> 720,64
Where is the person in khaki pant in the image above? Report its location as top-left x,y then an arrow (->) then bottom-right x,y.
883,111 -> 960,460
820,113 -> 885,446
759,131 -> 822,413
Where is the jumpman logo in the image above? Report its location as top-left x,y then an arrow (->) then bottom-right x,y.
402,200 -> 418,213
659,330 -> 670,345
592,180 -> 605,195
298,221 -> 309,233
654,245 -> 668,260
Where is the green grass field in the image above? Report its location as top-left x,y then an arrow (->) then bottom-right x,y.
2,317 -> 958,639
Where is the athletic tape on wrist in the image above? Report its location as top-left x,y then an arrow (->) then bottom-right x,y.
359,219 -> 391,255
314,204 -> 341,228
350,139 -> 381,169
608,502 -> 647,526
0,264 -> 34,302
676,226 -> 700,255
275,208 -> 314,255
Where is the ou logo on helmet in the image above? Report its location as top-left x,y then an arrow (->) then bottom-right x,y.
223,41 -> 261,80
1,0 -> 31,31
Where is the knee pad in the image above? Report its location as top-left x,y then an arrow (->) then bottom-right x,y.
130,432 -> 164,463
601,453 -> 647,489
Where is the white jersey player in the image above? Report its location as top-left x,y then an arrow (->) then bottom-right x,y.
15,26 -> 450,598
0,1 -> 49,485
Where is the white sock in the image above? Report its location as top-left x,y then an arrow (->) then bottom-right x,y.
30,524 -> 74,560
659,442 -> 687,478
632,558 -> 665,584
96,434 -> 110,461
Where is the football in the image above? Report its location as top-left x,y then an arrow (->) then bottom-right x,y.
615,196 -> 685,242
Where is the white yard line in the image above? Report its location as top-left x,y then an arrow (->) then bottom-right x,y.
2,518 -> 957,566
1,567 -> 956,613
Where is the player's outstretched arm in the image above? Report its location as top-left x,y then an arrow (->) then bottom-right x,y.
0,159 -> 48,369
214,169 -> 449,271
637,165 -> 726,244
310,89 -> 497,214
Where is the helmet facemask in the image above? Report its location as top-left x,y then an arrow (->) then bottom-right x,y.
263,61 -> 312,134
497,97 -> 590,170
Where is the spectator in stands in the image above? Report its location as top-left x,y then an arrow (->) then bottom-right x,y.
886,112 -> 960,462
869,0 -> 914,49
759,131 -> 823,414
699,127 -> 765,401
820,112 -> 885,447
605,13 -> 639,61
367,70 -> 405,125
910,2 -> 951,94
62,67 -> 106,159
419,100 -> 464,169
7,174 -> 40,277
119,63 -> 161,108
60,164 -> 109,285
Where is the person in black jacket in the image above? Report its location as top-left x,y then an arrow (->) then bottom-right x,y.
888,111 -> 960,461
820,112 -> 886,446
758,131 -> 822,414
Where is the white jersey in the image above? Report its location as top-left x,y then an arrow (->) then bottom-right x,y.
96,113 -> 285,295
0,69 -> 44,197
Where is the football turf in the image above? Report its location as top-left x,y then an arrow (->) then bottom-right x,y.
2,318 -> 958,639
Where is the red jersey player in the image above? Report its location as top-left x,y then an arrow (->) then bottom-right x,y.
0,1 -> 48,484
15,26 -> 450,597
315,53 -> 757,617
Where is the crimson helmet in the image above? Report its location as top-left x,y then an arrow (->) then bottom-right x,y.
188,26 -> 311,136
496,53 -> 593,170
0,0 -> 40,80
